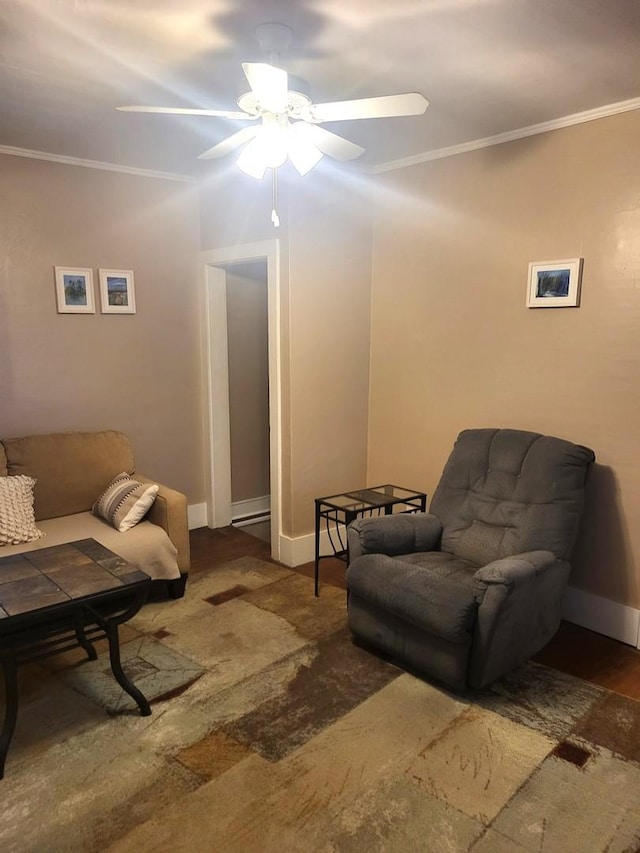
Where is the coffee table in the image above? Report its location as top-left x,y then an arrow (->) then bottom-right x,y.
0,538 -> 152,778
314,485 -> 427,596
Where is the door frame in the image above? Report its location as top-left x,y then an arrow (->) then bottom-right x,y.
201,239 -> 282,561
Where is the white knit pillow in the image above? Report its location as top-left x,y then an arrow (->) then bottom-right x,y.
92,472 -> 159,532
0,475 -> 45,545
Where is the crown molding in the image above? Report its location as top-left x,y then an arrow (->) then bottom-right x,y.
373,96 -> 640,175
3,95 -> 638,182
0,144 -> 196,183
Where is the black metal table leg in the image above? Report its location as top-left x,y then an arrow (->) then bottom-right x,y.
0,657 -> 18,779
75,619 -> 98,661
104,622 -> 151,716
344,509 -> 357,567
314,500 -> 321,597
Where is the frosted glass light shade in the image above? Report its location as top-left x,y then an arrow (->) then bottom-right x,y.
288,125 -> 323,175
236,120 -> 324,179
236,141 -> 268,178
237,125 -> 288,178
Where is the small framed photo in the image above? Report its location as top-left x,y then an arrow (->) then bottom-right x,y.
99,269 -> 136,314
527,258 -> 583,308
54,267 -> 95,313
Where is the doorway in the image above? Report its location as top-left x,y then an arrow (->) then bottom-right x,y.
225,259 -> 270,537
201,240 -> 282,562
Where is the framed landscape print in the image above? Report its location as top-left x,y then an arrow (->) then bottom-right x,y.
54,267 -> 95,313
527,258 -> 583,308
99,269 -> 136,314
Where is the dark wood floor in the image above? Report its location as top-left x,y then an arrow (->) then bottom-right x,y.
189,526 -> 640,701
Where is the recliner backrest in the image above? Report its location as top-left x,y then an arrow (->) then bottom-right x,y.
429,428 -> 595,564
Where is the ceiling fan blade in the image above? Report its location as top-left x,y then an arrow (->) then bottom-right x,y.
117,105 -> 254,119
293,123 -> 365,161
301,93 -> 428,123
242,62 -> 288,113
197,126 -> 259,160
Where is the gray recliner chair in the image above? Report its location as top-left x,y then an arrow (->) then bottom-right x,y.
346,428 -> 595,691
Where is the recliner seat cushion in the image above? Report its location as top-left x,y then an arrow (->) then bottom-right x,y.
346,552 -> 480,644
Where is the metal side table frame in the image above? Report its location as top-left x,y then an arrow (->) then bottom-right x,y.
314,485 -> 427,596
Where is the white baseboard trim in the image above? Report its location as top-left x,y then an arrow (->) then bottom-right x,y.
188,497 -> 271,531
231,495 -> 270,522
234,514 -> 270,530
563,585 -> 640,648
187,502 -> 208,530
277,530 -> 340,569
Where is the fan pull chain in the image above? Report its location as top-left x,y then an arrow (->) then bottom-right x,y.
271,168 -> 280,228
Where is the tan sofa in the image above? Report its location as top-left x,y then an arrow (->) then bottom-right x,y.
0,430 -> 189,597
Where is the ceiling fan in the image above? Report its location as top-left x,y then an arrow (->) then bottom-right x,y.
117,24 -> 429,180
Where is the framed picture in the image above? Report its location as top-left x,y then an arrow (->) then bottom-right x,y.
54,267 -> 95,314
99,269 -> 136,314
527,258 -> 583,308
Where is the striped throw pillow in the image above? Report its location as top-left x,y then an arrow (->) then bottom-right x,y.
92,472 -> 159,532
0,475 -> 45,545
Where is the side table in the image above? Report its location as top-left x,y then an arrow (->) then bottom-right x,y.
314,485 -> 427,596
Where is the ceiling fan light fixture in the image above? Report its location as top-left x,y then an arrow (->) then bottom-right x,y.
117,24 -> 428,200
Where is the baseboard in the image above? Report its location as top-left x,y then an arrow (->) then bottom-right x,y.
234,514 -> 270,529
232,495 -> 270,522
278,530 -> 640,650
188,497 -> 270,531
187,503 -> 208,530
277,530 -> 339,569
563,586 -> 640,648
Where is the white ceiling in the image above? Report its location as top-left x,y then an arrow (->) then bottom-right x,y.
1,0 -> 639,176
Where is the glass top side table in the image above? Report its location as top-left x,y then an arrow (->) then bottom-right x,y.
314,484 -> 427,596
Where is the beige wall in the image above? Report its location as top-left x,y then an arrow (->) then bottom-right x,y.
367,109 -> 640,609
0,154 -> 205,502
287,166 -> 373,535
226,262 -> 270,504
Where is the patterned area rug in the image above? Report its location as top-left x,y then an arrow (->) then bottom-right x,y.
61,636 -> 206,712
2,556 -> 640,852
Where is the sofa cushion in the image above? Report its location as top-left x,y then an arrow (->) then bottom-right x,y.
3,431 -> 135,521
92,472 -> 159,532
0,513 -> 180,581
0,475 -> 45,545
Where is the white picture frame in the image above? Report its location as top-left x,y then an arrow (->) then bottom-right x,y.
527,258 -> 583,308
54,267 -> 95,314
99,269 -> 136,314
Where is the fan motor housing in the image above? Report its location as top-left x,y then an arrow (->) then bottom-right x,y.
237,87 -> 311,118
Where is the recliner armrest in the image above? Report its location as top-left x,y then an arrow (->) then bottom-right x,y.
136,473 -> 190,574
347,513 -> 442,560
469,549 -> 570,688
473,550 -> 556,591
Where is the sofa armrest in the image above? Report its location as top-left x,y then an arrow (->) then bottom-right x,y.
136,474 -> 190,574
347,513 -> 442,561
